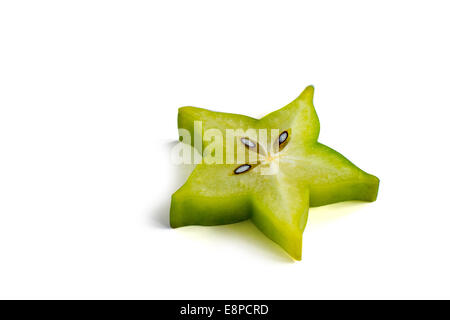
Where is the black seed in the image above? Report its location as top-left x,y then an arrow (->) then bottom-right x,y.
279,131 -> 288,144
240,137 -> 256,148
234,164 -> 251,174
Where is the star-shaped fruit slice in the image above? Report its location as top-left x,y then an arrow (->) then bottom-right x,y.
170,86 -> 379,260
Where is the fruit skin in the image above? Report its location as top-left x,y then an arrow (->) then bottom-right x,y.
170,86 -> 379,260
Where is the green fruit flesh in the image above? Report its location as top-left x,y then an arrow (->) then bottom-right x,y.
171,86 -> 379,260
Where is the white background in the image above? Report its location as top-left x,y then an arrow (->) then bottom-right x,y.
1,1 -> 449,299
